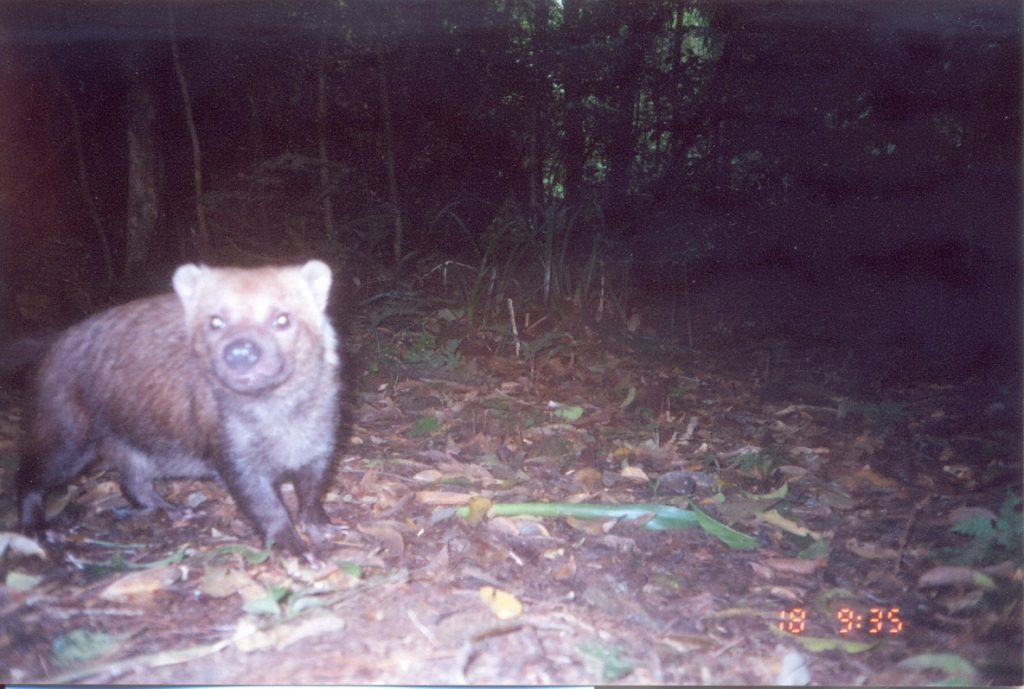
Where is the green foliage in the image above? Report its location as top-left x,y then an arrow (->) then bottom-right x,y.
398,332 -> 460,370
700,451 -> 722,473
943,491 -> 1022,566
208,543 -> 271,565
729,448 -> 785,482
897,653 -> 979,686
518,330 -> 573,369
797,539 -> 831,560
243,585 -> 290,616
0,446 -> 19,472
335,561 -> 364,579
52,629 -> 122,667
579,640 -> 636,682
630,405 -> 655,424
360,311 -> 461,377
419,199 -> 622,333
669,379 -> 699,398
409,415 -> 442,437
553,405 -> 584,422
618,385 -> 637,409
535,201 -> 610,315
424,203 -> 532,328
454,499 -> 756,549
243,583 -> 330,618
361,290 -> 436,330
70,544 -> 189,579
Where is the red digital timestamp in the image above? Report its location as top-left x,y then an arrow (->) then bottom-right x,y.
778,606 -> 905,635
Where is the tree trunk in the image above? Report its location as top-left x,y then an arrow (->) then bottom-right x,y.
527,0 -> 550,223
248,86 -> 270,233
47,57 -> 114,289
124,49 -> 160,284
376,43 -> 403,267
561,0 -> 585,208
604,111 -> 636,226
0,220 -> 10,334
317,26 -> 336,244
604,36 -> 646,227
167,4 -> 210,258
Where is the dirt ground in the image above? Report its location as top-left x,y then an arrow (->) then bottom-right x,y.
1,271 -> 1020,685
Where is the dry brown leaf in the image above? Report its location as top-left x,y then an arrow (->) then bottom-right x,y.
416,490 -> 473,506
350,468 -> 381,500
917,565 -> 1005,589
918,566 -> 981,588
524,453 -> 565,466
572,466 -> 603,491
418,449 -> 451,462
100,565 -> 182,600
844,539 -> 900,561
634,445 -> 682,469
941,589 -> 986,613
850,431 -> 882,458
420,543 -> 451,580
77,479 -> 122,505
851,464 -> 900,489
542,355 -> 569,377
766,585 -> 807,601
232,613 -> 346,653
486,516 -> 551,539
948,506 -> 998,524
437,460 -> 496,484
594,534 -> 637,552
200,566 -> 264,601
358,522 -> 405,559
412,469 -> 445,483
44,486 -> 78,521
764,558 -> 825,575
551,551 -> 577,580
565,516 -> 607,535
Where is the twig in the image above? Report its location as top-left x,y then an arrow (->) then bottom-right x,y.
896,496 -> 929,574
507,298 -> 521,358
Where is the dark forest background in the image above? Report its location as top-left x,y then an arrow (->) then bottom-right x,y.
0,0 -> 1020,386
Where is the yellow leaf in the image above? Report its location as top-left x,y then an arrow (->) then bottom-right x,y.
466,496 -> 493,526
758,509 -> 822,539
620,465 -> 649,483
479,585 -> 523,619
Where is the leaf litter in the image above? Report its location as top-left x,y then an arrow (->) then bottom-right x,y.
0,314 -> 1020,685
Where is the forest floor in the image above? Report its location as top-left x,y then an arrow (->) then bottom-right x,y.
0,269 -> 1021,686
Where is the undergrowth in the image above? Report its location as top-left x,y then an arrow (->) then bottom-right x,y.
940,490 -> 1022,567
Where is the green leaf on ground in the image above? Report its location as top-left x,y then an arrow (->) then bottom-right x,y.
456,500 -> 758,549
52,629 -> 122,667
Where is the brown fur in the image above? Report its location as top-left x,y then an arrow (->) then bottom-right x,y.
16,260 -> 341,556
